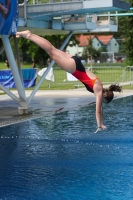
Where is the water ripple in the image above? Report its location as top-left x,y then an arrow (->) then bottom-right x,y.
0,96 -> 133,199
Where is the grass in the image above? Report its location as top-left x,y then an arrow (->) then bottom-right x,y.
121,85 -> 133,90
0,62 -> 32,70
0,62 -> 133,91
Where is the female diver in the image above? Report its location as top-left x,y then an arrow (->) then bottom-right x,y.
16,30 -> 122,133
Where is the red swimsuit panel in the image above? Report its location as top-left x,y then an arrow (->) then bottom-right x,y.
71,56 -> 98,93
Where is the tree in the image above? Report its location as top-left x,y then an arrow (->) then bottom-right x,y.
117,0 -> 133,65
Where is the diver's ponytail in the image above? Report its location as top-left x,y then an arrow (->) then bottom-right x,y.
108,84 -> 122,93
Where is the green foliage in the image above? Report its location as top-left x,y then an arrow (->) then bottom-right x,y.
27,0 -> 50,3
18,0 -> 24,3
82,37 -> 102,61
117,0 -> 133,65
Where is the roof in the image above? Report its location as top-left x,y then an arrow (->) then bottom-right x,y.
76,35 -> 95,47
76,34 -> 114,47
96,35 -> 113,45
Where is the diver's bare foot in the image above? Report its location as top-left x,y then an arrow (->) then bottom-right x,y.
16,30 -> 31,39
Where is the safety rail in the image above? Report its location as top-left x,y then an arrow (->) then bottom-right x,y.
18,1 -> 83,18
37,66 -> 132,89
18,3 -> 118,32
28,0 -> 82,4
18,1 -> 118,33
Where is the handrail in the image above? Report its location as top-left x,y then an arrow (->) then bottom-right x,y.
26,0 -> 82,4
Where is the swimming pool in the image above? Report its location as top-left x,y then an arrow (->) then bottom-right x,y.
0,95 -> 133,200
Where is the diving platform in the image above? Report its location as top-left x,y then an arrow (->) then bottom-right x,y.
19,0 -> 129,18
18,0 -> 130,34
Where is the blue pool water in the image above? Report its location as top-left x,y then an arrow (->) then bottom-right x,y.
0,96 -> 133,200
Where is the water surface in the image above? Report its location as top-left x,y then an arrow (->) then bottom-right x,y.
0,96 -> 133,200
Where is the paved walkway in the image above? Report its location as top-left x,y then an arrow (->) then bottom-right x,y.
0,88 -> 133,127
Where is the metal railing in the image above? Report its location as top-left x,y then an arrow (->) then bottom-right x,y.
27,0 -> 82,4
36,66 -> 133,89
19,1 -> 118,29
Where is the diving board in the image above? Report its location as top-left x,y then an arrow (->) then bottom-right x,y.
24,0 -> 130,18
18,0 -> 130,34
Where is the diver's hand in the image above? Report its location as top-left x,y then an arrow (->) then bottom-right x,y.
94,125 -> 107,134
94,127 -> 102,134
101,124 -> 107,130
16,30 -> 31,39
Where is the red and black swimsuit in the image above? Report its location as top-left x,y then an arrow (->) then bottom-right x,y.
72,56 -> 98,93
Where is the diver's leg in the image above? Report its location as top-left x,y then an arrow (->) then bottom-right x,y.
16,30 -> 76,73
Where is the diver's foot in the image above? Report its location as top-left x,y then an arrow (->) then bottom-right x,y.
16,30 -> 32,39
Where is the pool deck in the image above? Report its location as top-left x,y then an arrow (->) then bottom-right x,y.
0,88 -> 133,127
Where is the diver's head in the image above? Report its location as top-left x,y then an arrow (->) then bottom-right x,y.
102,84 -> 122,104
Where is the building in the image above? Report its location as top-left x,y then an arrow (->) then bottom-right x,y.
66,34 -> 119,56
